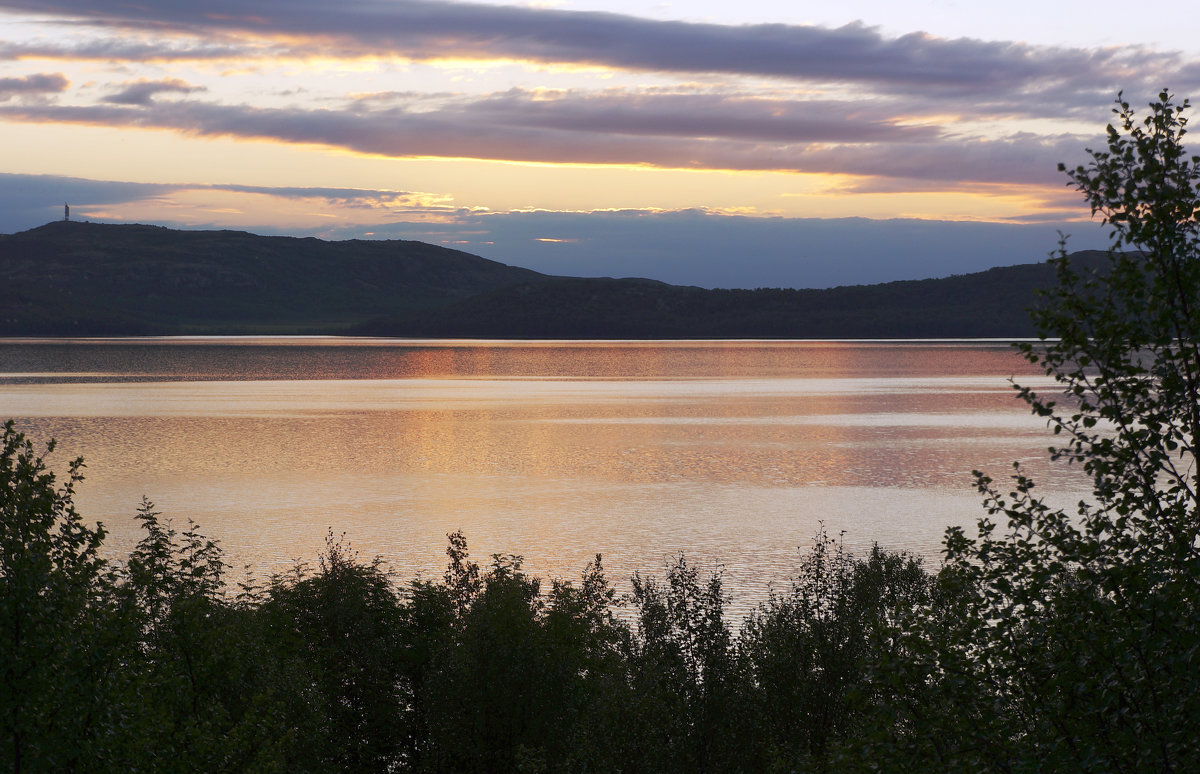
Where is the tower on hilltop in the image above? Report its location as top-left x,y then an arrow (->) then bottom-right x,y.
64,203 -> 70,222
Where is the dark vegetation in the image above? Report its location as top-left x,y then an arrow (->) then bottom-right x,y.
0,448 -> 932,774
1,217 -> 1103,339
0,223 -> 541,335
4,92 -> 1200,771
351,257 -> 1105,339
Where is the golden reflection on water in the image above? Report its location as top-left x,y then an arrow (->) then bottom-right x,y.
0,339 -> 1088,615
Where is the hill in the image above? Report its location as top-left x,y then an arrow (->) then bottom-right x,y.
0,221 -> 543,334
353,253 -> 1109,339
0,221 -> 1106,337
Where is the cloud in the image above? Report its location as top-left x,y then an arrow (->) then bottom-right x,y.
102,77 -> 206,106
0,173 -> 466,233
431,89 -> 941,144
4,0 -> 1194,194
0,93 -> 1094,184
0,172 -> 173,231
208,183 -> 461,214
4,0 -> 1196,199
0,72 -> 68,100
0,177 -> 511,238
4,0 -> 1196,104
0,37 -> 266,62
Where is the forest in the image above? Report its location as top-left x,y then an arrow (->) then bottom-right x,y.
1,206 -> 1102,340
4,93 -> 1199,772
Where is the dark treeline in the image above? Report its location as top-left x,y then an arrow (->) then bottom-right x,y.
3,415 -> 1198,773
0,218 -> 1105,340
349,258 -> 1107,340
2,444 -> 941,772
0,222 -> 541,336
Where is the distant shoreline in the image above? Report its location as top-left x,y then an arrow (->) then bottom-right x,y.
1,220 -> 1108,339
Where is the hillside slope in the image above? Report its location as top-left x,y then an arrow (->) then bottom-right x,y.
1,221 -> 1107,338
0,221 -> 543,334
354,252 -> 1110,339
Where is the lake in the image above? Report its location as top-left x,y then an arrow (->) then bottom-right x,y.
0,338 -> 1088,614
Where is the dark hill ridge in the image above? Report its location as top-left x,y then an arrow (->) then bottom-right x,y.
1,221 -> 1107,337
354,252 -> 1110,339
0,221 -> 543,334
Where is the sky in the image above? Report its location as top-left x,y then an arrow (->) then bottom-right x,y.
1,0 -> 1198,288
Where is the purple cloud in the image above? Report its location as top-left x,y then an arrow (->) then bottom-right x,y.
0,72 -> 69,100
0,38 -> 263,62
0,91 -> 1093,184
3,0 -> 1194,102
0,172 -> 459,233
437,89 -> 940,144
102,78 -> 206,106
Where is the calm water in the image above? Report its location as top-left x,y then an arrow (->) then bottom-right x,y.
0,338 -> 1088,613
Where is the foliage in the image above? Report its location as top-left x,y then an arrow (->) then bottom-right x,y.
738,531 -> 933,772
406,541 -> 633,773
0,420 -> 116,772
114,500 -> 291,773
617,555 -> 737,772
0,221 -> 542,334
358,262 -> 1087,340
0,446 -> 934,774
887,90 -> 1200,770
3,219 -> 1098,339
262,530 -> 407,773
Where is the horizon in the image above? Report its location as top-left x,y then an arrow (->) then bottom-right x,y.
2,1 -> 1193,287
6,215 -> 1107,293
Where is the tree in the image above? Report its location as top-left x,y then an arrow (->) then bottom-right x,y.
113,500 -> 292,773
892,90 -> 1200,770
0,420 -> 113,772
737,532 -> 933,772
618,555 -> 737,772
263,530 -> 407,774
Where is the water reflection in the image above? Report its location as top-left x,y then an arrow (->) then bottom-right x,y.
0,338 -> 1087,615
0,337 -> 1044,381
